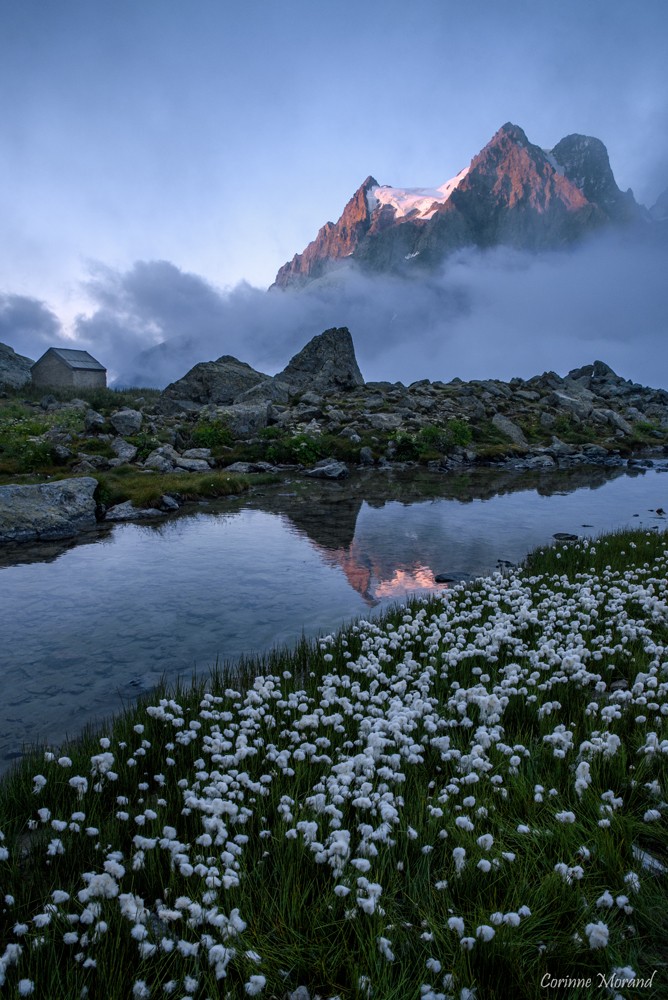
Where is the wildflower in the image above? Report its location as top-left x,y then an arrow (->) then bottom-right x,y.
584,921 -> 609,948
624,872 -> 641,894
244,976 -> 266,996
378,936 -> 395,961
476,925 -> 495,942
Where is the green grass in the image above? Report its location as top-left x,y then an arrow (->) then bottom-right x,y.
94,469 -> 263,509
1,528 -> 666,998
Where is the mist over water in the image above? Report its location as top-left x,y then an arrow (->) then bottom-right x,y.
4,227 -> 668,390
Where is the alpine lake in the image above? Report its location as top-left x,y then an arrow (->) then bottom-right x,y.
0,460 -> 666,773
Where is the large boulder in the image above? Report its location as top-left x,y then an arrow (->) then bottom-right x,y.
276,327 -> 365,395
0,342 -> 34,392
110,408 -> 143,436
209,403 -> 269,438
491,413 -> 529,448
161,355 -> 267,407
0,477 -> 98,544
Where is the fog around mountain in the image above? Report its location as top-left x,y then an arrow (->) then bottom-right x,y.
3,223 -> 665,391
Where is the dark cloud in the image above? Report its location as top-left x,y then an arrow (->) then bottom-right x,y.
0,293 -> 63,359
68,228 -> 668,392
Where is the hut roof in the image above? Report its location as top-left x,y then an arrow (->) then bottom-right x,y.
34,348 -> 106,372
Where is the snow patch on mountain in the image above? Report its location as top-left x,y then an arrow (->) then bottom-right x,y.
367,166 -> 469,220
542,149 -> 564,175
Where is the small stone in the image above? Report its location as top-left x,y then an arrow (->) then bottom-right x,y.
303,459 -> 349,479
84,409 -> 105,432
105,501 -> 162,521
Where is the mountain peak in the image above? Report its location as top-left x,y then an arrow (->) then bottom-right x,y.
494,122 -> 531,145
550,133 -> 644,223
272,123 -> 648,288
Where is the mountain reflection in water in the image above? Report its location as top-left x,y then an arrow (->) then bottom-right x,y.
0,463 -> 665,770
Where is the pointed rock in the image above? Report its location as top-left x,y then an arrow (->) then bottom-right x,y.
276,327 -> 364,394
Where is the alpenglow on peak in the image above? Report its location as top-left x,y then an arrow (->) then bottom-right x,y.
272,122 -> 647,288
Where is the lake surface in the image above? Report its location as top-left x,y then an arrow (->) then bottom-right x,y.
0,463 -> 666,771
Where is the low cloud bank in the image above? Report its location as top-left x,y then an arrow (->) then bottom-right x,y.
0,294 -> 63,361
4,229 -> 668,389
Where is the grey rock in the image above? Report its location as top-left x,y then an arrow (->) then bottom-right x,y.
359,446 -> 374,465
84,409 -> 106,432
75,453 -> 110,470
600,409 -> 633,434
175,457 -> 212,473
547,436 -> 576,456
300,391 -> 325,407
0,341 -> 33,391
110,408 -> 143,436
366,412 -> 402,431
111,438 -> 138,464
143,454 -> 173,473
143,445 -> 180,472
303,459 -> 349,479
156,397 -> 204,416
234,378 -> 290,406
53,443 -> 73,461
539,411 -> 556,429
105,501 -> 162,521
491,413 -> 528,448
212,403 -> 269,438
160,495 -> 180,511
276,327 -> 364,394
0,477 -> 98,544
181,448 -> 213,461
39,394 -> 60,410
162,355 -> 267,406
548,391 -> 592,420
510,453 -> 556,470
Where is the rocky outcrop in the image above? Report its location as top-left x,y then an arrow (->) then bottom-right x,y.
0,477 -> 98,544
273,123 -> 648,287
161,355 -> 267,408
274,177 -> 378,288
276,327 -> 365,394
550,134 -> 645,224
0,342 -> 34,392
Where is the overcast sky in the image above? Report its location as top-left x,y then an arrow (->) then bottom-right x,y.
1,0 -> 667,385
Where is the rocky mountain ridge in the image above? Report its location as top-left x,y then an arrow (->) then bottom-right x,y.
273,123 -> 649,288
138,328 -> 668,478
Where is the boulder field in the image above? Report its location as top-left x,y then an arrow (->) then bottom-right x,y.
1,327 -> 667,544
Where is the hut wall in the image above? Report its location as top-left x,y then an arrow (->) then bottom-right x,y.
31,355 -> 74,389
72,369 -> 106,389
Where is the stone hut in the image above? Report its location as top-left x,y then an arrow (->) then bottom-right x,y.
31,348 -> 107,390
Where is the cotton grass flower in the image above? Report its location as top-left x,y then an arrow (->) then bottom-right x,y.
584,921 -> 609,948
